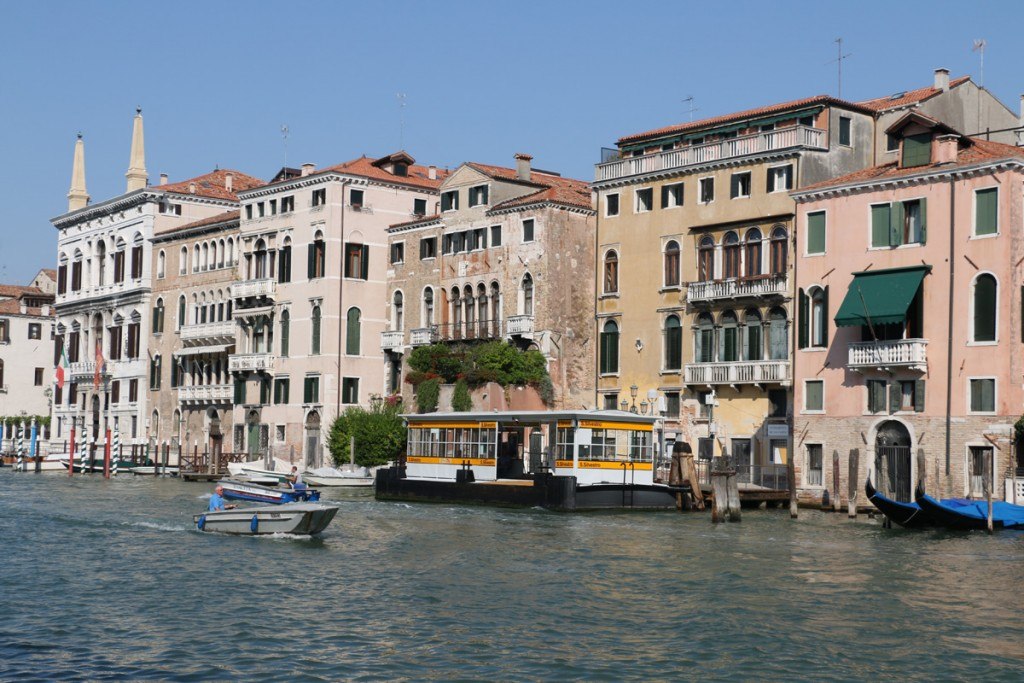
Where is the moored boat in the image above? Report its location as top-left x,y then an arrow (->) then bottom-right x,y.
60,457 -> 139,473
303,468 -> 374,488
865,476 -> 933,528
194,502 -> 339,535
131,466 -> 180,476
219,479 -> 320,504
915,484 -> 1024,531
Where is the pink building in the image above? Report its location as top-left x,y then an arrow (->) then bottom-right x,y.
792,112 -> 1024,506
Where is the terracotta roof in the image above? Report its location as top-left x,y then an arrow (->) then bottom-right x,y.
799,137 -> 1024,192
157,210 -> 240,238
857,76 -> 971,112
0,299 -> 50,316
390,213 -> 442,230
323,155 -> 447,190
617,95 -> 874,146
40,269 -> 57,279
0,284 -> 45,299
462,162 -> 592,211
157,169 -> 264,201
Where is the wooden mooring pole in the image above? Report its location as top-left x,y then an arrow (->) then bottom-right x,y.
709,456 -> 741,523
847,448 -> 859,518
832,449 -> 842,512
983,449 -> 993,534
787,449 -> 798,519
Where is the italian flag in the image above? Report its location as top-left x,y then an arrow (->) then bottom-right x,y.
55,343 -> 69,390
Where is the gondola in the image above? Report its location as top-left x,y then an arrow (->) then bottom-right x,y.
914,484 -> 1024,531
865,476 -> 933,528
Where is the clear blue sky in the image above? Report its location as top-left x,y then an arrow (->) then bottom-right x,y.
1,0 -> 1020,284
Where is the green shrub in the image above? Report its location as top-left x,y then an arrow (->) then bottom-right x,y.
328,401 -> 406,468
533,375 -> 555,406
416,378 -> 440,413
408,345 -> 463,383
451,380 -> 473,412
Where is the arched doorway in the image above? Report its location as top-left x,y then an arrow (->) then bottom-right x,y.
875,420 -> 912,502
246,409 -> 261,457
208,409 -> 223,457
304,411 -> 322,468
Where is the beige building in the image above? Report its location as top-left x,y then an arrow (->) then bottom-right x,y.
149,211 -> 241,456
0,271 -> 57,425
230,152 -> 444,466
383,154 -> 596,408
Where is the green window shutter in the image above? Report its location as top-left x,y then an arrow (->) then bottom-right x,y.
346,309 -> 361,355
730,175 -> 739,198
609,332 -> 619,373
807,212 -> 825,254
975,188 -> 998,236
360,245 -> 369,280
902,133 -> 932,167
888,381 -> 901,414
766,168 -> 775,193
889,200 -> 904,247
798,288 -> 808,349
919,197 -> 927,244
307,244 -> 316,278
867,381 -> 878,413
304,378 -> 313,404
871,204 -> 891,248
914,379 -> 925,412
984,379 -> 995,411
973,275 -> 997,342
280,317 -> 289,357
785,166 -> 793,189
821,286 -> 829,347
599,332 -> 608,374
970,380 -> 981,412
234,379 -> 246,404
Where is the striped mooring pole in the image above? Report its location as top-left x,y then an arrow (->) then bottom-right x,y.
16,422 -> 25,472
112,430 -> 120,476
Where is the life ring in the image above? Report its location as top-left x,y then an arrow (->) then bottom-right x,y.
197,515 -> 206,531
250,515 -> 259,533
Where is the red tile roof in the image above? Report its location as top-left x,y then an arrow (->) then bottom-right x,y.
800,137 -> 1024,192
323,155 -> 447,190
856,76 -> 971,112
464,162 -> 592,211
617,95 -> 874,146
158,169 -> 264,201
0,299 -> 49,316
0,284 -> 45,299
157,210 -> 240,238
40,269 -> 57,279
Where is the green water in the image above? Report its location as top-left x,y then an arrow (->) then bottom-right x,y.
1,471 -> 1022,681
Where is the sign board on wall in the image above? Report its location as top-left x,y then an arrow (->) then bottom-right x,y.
765,424 -> 789,438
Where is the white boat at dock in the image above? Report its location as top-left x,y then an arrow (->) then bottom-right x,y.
303,466 -> 374,488
193,503 -> 339,536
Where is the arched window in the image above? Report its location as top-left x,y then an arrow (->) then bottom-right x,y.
309,231 -> 326,279
451,287 -> 462,339
770,226 -> 788,275
973,273 -> 997,342
664,315 -> 682,371
96,241 -> 107,286
808,286 -> 828,348
152,297 -> 165,334
254,239 -> 268,279
522,273 -> 534,316
477,284 -> 488,337
463,285 -> 475,337
278,236 -> 292,283
698,236 -> 715,281
664,240 -> 680,287
226,237 -> 234,265
769,307 -> 788,360
179,247 -> 188,275
202,242 -> 210,271
347,307 -> 362,355
151,410 -> 160,438
744,228 -> 762,278
192,244 -> 200,273
157,249 -> 166,279
694,312 -> 714,363
603,250 -> 618,294
744,309 -> 763,361
279,310 -> 290,357
311,305 -> 322,355
177,295 -> 186,331
210,242 -> 218,269
218,239 -> 226,268
489,282 -> 500,337
720,310 -> 739,362
723,232 -> 740,280
423,287 -> 435,328
114,239 -> 127,283
600,320 -> 619,374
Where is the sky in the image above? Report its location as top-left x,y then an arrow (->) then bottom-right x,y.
0,0 -> 1021,284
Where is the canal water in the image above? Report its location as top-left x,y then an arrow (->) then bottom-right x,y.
1,472 -> 1022,681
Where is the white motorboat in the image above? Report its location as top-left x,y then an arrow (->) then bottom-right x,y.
303,468 -> 374,488
193,503 -> 339,536
226,458 -> 293,483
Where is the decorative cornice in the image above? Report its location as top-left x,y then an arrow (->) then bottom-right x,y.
387,217 -> 443,234
486,200 -> 594,218
52,189 -> 237,229
238,170 -> 437,200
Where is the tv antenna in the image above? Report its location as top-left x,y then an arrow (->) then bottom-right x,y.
281,124 -> 290,168
827,38 -> 853,99
683,96 -> 699,122
397,93 -> 407,150
972,39 -> 987,86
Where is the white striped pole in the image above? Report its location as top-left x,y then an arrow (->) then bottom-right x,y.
16,422 -> 24,472
112,429 -> 120,476
82,424 -> 90,473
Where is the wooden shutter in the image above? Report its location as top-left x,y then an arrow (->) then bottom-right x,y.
766,168 -> 775,193
131,246 -> 143,278
888,381 -> 901,414
798,288 -> 808,349
888,201 -> 903,246
346,310 -> 360,355
914,379 -> 925,412
360,245 -> 369,280
807,212 -> 825,254
599,331 -> 609,374
902,133 -> 932,167
111,380 -> 120,404
730,174 -> 740,199
57,265 -> 67,294
609,330 -> 619,373
871,204 -> 891,248
280,316 -> 290,357
975,188 -> 998,236
784,165 -> 793,190
918,198 -> 927,244
821,286 -> 829,347
973,275 -> 996,342
307,243 -> 316,278
234,379 -> 246,404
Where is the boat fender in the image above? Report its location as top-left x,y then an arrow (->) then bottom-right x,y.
250,515 -> 259,534
197,515 -> 206,531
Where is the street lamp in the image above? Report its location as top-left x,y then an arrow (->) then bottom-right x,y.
620,399 -> 629,412
629,384 -> 639,413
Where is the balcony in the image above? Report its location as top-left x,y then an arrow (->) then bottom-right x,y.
848,339 -> 927,371
410,327 -> 439,347
69,359 -> 147,379
178,384 -> 233,404
231,278 -> 276,301
381,330 -> 405,352
506,315 -> 535,338
180,321 -> 236,343
228,353 -> 276,373
685,360 -> 791,386
596,125 -> 826,183
687,274 -> 788,304
436,320 -> 502,343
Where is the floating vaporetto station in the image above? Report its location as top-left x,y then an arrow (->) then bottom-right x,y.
375,410 -> 682,510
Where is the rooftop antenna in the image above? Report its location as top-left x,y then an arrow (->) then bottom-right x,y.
280,124 -> 289,168
827,38 -> 853,99
682,95 -> 698,122
972,39 -> 987,87
396,93 -> 407,150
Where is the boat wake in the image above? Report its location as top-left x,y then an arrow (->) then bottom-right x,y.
128,521 -> 190,533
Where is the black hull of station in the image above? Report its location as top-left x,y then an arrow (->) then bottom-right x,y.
374,467 -> 681,511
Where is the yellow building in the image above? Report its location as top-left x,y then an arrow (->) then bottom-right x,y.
593,95 -> 875,473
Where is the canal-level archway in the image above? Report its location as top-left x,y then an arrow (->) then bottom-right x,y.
874,419 -> 913,502
304,410 -> 321,468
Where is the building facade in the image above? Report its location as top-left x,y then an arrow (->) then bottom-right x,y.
792,115 -> 1024,505
0,271 -> 57,423
230,152 -> 443,466
149,211 -> 240,455
383,154 -> 596,409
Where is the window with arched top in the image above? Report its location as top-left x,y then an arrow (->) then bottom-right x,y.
347,307 -> 362,355
423,287 -> 435,327
218,239 -> 226,268
698,236 -> 715,281
451,287 -> 462,339
695,312 -> 714,363
179,247 -> 188,275
311,305 -> 322,355
744,309 -> 763,361
177,295 -> 186,331
723,232 -> 740,280
770,226 -> 788,275
522,273 -> 534,316
664,240 -> 680,287
152,297 -> 165,334
279,310 -> 290,357
254,239 -> 268,279
192,244 -> 200,273
96,241 -> 107,286
463,285 -> 475,336
600,319 -> 619,374
489,282 -> 500,336
664,315 -> 682,371
603,250 -> 618,294
720,310 -> 739,362
972,273 -> 997,342
310,231 -> 326,279
157,249 -> 165,279
226,237 -> 234,266
278,236 -> 292,283
802,286 -> 828,349
745,228 -> 762,277
476,284 -> 488,337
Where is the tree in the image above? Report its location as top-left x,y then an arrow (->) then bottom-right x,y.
328,400 -> 406,468
416,378 -> 440,414
451,380 -> 472,412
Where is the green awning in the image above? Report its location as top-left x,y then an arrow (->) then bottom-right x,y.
833,266 -> 930,328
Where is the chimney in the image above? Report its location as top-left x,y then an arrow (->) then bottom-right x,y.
428,165 -> 437,180
1019,94 -> 1024,125
188,182 -> 196,194
19,302 -> 27,315
935,134 -> 959,164
159,173 -> 168,186
934,68 -> 950,92
42,304 -> 50,316
225,172 -> 234,192
514,153 -> 533,181
301,163 -> 316,177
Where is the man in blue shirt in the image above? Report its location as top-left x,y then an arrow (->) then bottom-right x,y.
208,485 -> 236,512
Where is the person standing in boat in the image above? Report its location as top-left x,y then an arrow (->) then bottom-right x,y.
208,485 -> 236,511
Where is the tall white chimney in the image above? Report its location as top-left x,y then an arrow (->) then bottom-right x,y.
428,165 -> 437,180
301,163 -> 316,177
159,173 -> 168,186
514,153 -> 532,181
934,68 -> 950,92
225,172 -> 234,192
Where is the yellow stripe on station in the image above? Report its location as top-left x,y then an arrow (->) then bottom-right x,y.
407,422 -> 497,430
577,420 -> 653,432
553,459 -> 653,470
406,456 -> 497,466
